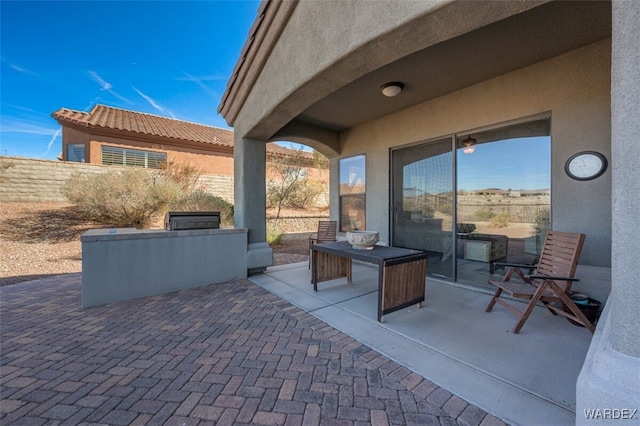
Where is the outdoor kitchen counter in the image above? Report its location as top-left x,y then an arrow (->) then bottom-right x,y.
81,226 -> 244,241
81,227 -> 249,308
311,241 -> 427,322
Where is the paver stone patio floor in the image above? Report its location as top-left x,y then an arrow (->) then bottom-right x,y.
0,273 -> 505,425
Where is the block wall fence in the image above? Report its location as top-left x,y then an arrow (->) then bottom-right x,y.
0,156 -> 328,232
0,156 -> 234,203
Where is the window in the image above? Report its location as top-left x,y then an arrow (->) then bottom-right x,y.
284,166 -> 307,179
339,155 -> 366,232
67,144 -> 85,162
101,146 -> 166,169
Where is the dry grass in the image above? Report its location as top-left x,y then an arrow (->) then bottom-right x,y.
0,203 -> 97,285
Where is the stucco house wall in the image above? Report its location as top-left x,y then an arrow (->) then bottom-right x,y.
90,139 -> 234,176
66,129 -> 329,195
61,124 -> 235,176
55,104 -> 329,182
335,40 -> 611,269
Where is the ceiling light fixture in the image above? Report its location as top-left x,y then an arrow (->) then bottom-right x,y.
380,82 -> 404,97
461,135 -> 477,154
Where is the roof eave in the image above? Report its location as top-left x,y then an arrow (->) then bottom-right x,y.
56,121 -> 235,155
217,0 -> 298,127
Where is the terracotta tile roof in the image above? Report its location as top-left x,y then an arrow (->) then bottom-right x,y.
52,104 -> 317,160
52,104 -> 234,148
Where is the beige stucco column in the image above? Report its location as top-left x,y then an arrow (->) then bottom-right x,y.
610,0 -> 640,361
234,135 -> 273,273
576,1 -> 640,422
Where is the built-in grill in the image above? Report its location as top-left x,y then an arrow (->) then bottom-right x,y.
165,211 -> 220,231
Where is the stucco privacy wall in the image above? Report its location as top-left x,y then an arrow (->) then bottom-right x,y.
81,227 -> 248,308
0,156 -> 234,203
335,40 -> 611,269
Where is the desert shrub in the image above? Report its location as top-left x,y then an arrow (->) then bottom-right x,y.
287,179 -> 325,209
438,204 -> 452,215
155,159 -> 201,193
420,204 -> 436,218
268,178 -> 326,209
0,159 -> 15,182
267,148 -> 321,221
62,169 -> 182,228
267,224 -> 283,245
533,207 -> 550,237
475,209 -> 494,220
489,213 -> 510,228
168,191 -> 234,226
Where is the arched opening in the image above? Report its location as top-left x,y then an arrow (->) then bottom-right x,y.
266,140 -> 331,265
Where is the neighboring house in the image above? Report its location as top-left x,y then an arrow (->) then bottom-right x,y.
52,104 -> 236,174
218,0 -> 638,424
52,104 -> 328,204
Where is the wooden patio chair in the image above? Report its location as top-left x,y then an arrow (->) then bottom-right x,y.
308,220 -> 337,268
485,230 -> 595,334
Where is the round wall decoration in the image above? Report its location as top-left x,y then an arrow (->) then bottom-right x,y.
565,151 -> 608,181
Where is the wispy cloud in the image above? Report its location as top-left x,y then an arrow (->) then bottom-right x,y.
84,96 -> 103,112
9,63 -> 37,76
87,70 -> 133,105
1,56 -> 39,77
41,128 -> 61,158
178,72 -> 220,97
0,115 -> 61,158
132,87 -> 175,118
88,70 -> 112,91
0,116 -> 57,136
2,103 -> 37,114
177,72 -> 228,82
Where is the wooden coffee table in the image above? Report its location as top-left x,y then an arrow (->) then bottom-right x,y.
311,241 -> 427,322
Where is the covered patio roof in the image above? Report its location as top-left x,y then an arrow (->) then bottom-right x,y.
219,0 -> 610,151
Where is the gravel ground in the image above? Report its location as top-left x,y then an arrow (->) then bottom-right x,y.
0,202 -> 312,286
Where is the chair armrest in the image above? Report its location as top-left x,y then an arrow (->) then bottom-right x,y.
496,264 -> 535,283
309,233 -> 318,250
529,275 -> 579,282
493,262 -> 536,278
494,262 -> 537,269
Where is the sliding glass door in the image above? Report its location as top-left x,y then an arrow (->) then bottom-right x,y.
392,138 -> 454,280
391,116 -> 551,287
455,118 -> 550,286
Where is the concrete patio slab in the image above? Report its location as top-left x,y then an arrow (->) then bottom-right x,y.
255,261 -> 595,425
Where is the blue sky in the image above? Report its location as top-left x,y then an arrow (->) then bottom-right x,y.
457,137 -> 550,191
403,137 -> 551,192
0,0 -> 265,160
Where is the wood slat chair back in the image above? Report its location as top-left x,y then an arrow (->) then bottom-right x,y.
534,231 -> 584,291
315,221 -> 337,243
485,230 -> 595,333
308,221 -> 337,268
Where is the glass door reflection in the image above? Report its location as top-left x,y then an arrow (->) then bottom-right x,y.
392,138 -> 454,280
455,118 -> 550,288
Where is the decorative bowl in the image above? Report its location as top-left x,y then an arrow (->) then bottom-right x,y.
569,291 -> 589,305
346,230 -> 379,250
